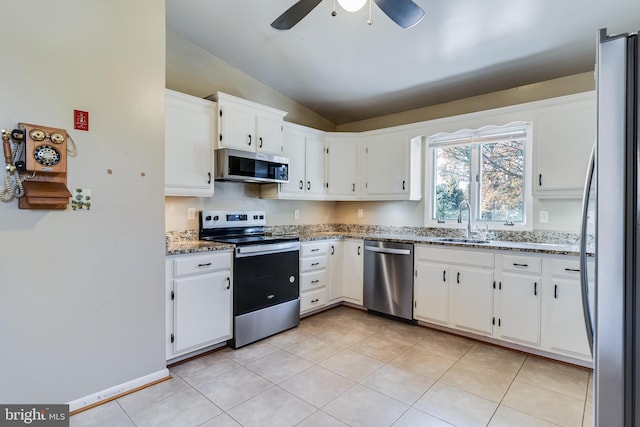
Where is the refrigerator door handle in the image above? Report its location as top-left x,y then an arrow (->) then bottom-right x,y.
580,144 -> 595,355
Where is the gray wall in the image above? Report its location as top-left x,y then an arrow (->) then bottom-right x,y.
0,1 -> 166,403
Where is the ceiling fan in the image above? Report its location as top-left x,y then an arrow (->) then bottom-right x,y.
271,0 -> 425,30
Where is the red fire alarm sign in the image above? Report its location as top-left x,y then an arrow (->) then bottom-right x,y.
74,109 -> 89,131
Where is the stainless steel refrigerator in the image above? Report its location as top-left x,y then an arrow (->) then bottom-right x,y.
582,28 -> 640,426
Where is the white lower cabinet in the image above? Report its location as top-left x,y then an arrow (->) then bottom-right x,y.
541,257 -> 593,361
341,239 -> 364,305
166,251 -> 232,361
495,254 -> 542,346
414,261 -> 450,325
328,241 -> 343,304
300,241 -> 331,314
414,246 -> 592,364
414,246 -> 494,336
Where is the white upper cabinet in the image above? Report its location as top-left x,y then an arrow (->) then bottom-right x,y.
325,134 -> 362,199
362,131 -> 422,200
216,92 -> 287,154
261,123 -> 326,199
164,89 -> 215,197
533,93 -> 595,198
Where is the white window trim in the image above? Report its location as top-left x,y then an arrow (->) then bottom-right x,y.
424,122 -> 533,231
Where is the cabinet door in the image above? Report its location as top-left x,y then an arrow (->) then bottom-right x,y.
534,95 -> 595,197
414,261 -> 449,325
326,137 -> 359,197
365,133 -> 407,197
342,240 -> 363,305
256,115 -> 284,154
497,273 -> 541,346
164,90 -> 215,197
451,267 -> 494,335
218,101 -> 256,151
173,270 -> 232,353
328,241 -> 343,303
279,130 -> 306,195
305,137 -> 326,196
546,277 -> 591,357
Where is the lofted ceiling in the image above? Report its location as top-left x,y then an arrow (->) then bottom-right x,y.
166,0 -> 640,125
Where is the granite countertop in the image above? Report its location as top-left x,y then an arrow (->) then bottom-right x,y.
296,232 -> 581,256
167,229 -> 583,257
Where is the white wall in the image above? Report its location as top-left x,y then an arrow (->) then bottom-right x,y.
0,1 -> 166,404
165,183 -> 337,231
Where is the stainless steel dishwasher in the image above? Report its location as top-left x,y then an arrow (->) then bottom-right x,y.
363,240 -> 414,321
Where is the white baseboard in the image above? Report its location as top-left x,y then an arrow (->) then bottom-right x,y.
68,368 -> 170,412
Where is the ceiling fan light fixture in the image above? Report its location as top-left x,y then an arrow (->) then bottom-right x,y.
337,0 -> 367,12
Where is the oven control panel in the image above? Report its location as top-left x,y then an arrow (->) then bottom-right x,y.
200,210 -> 266,229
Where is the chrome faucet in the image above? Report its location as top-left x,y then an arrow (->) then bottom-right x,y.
457,200 -> 472,239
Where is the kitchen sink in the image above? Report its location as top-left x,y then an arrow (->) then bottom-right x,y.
435,237 -> 491,244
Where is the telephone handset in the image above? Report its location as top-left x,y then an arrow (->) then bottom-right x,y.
1,129 -> 25,202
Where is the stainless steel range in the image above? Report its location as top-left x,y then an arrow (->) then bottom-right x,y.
199,210 -> 300,348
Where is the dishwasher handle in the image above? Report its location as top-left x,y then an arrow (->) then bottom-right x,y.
364,246 -> 412,256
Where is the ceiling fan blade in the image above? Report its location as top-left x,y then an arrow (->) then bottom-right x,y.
271,0 -> 324,30
374,0 -> 425,28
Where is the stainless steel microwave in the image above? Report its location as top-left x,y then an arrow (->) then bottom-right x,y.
215,148 -> 289,184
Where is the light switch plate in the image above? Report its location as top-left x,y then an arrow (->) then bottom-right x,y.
539,210 -> 549,224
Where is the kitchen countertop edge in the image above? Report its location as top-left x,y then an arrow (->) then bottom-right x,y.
166,232 -> 583,256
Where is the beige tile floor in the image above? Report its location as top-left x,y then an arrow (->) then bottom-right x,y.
71,306 -> 594,427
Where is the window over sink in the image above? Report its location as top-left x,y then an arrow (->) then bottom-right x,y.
426,122 -> 533,230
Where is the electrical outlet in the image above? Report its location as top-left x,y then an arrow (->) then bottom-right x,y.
539,210 -> 549,224
294,209 -> 300,220
187,208 -> 196,220
357,208 -> 364,218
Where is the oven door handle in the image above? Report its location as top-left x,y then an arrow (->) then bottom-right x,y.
235,241 -> 300,257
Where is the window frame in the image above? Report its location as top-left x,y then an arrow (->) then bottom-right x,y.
424,122 -> 533,231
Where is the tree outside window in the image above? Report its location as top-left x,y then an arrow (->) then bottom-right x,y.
431,125 -> 527,226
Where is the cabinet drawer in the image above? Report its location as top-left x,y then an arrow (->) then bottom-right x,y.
300,256 -> 328,272
550,257 -> 594,278
300,270 -> 327,292
501,255 -> 541,274
173,252 -> 232,277
415,246 -> 494,268
301,288 -> 327,312
301,241 -> 330,257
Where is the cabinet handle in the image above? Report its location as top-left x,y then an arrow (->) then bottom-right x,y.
534,282 -> 537,296
499,281 -> 502,290
311,262 -> 320,266
565,268 -> 580,272
443,270 -> 446,282
259,137 -> 263,148
357,246 -> 361,255
197,262 -> 212,267
226,277 -> 231,290
539,174 -> 542,187
554,284 -> 558,299
299,180 -> 303,190
456,272 -> 460,284
513,263 -> 529,267
331,245 -> 335,255
352,183 -> 355,192
307,181 -> 311,190
311,298 -> 319,303
311,280 -> 320,284
248,134 -> 252,146
208,172 -> 211,184
311,248 -> 320,252
402,180 -> 406,191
